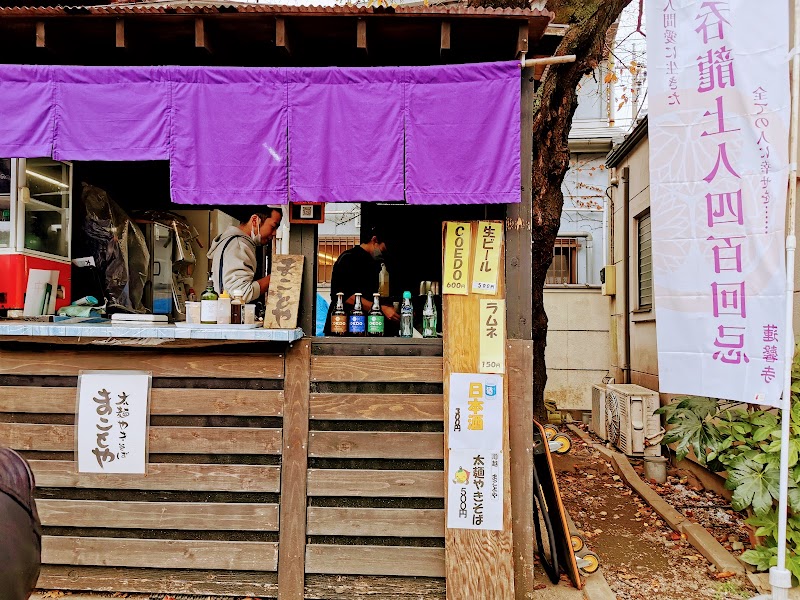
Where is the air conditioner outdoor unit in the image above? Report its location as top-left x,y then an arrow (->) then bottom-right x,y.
591,384 -> 609,441
605,384 -> 662,457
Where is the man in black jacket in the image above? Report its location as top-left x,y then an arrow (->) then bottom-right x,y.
0,447 -> 41,599
323,225 -> 399,335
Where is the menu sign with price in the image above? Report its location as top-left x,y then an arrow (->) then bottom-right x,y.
479,299 -> 505,373
442,222 -> 471,295
471,221 -> 502,294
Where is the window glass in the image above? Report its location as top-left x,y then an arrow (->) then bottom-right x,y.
24,158 -> 70,257
638,211 -> 653,308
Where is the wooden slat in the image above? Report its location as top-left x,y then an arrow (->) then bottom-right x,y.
311,356 -> 442,383
508,339 -> 535,600
36,21 -> 45,47
305,545 -> 444,578
309,431 -> 443,459
115,18 -> 125,48
0,348 -> 284,379
275,16 -> 290,53
0,423 -> 282,454
442,221 -> 515,599
309,393 -> 443,421
307,469 -> 443,498
516,22 -> 528,55
0,387 -> 284,416
42,536 -> 278,571
38,499 -> 279,531
278,339 -> 310,600
195,17 -> 210,51
31,460 -> 280,492
305,575 -> 445,599
39,565 -> 278,597
357,18 -> 367,50
307,507 -> 444,538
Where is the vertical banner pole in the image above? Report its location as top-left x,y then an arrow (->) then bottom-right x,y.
771,2 -> 800,598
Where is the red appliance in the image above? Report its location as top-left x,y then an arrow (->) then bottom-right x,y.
0,254 -> 71,312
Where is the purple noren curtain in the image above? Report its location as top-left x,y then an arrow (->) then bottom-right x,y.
0,62 -> 520,206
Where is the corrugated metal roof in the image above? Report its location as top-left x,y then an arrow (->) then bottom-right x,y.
0,0 -> 554,17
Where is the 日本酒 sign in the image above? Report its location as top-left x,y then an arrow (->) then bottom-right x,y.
76,371 -> 151,474
645,0 -> 790,407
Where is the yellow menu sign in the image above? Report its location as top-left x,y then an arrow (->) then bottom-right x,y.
479,299 -> 505,373
472,221 -> 503,295
443,222 -> 471,295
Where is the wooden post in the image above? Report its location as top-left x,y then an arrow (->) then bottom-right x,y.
276,17 -> 290,55
195,18 -> 211,52
516,23 -> 528,57
35,21 -> 45,48
278,339 -> 311,600
115,19 -> 126,49
288,224 -> 318,336
443,222 -> 514,600
357,19 -> 367,51
505,67 -> 534,341
508,339 -> 534,599
440,21 -> 451,55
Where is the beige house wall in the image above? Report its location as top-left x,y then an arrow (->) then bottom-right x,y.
544,288 -> 610,411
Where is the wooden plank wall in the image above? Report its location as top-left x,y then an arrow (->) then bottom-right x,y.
306,338 -> 447,598
0,342 -> 286,598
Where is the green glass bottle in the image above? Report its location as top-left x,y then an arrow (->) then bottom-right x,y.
200,277 -> 218,324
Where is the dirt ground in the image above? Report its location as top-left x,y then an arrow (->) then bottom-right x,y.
554,426 -> 756,600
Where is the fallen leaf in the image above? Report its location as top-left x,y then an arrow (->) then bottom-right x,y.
715,571 -> 736,580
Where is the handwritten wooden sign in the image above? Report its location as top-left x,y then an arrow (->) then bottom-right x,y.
264,254 -> 304,329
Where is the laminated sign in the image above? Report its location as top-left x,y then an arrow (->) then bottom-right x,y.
479,299 -> 505,373
442,222 -> 471,295
471,221 -> 503,294
76,370 -> 151,474
447,373 -> 504,530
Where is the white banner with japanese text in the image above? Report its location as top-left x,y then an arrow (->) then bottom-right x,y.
76,371 -> 151,474
645,0 -> 790,406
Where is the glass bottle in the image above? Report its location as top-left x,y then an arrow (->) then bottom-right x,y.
348,292 -> 366,337
331,292 -> 348,336
399,291 -> 414,338
422,290 -> 438,338
379,263 -> 390,297
231,289 -> 244,325
367,292 -> 384,337
200,277 -> 218,324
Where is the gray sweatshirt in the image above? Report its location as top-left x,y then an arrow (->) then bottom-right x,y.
207,226 -> 261,303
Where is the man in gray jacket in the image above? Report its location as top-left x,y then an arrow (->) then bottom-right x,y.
207,208 -> 283,303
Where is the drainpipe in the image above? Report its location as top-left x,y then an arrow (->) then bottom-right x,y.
621,166 -> 632,384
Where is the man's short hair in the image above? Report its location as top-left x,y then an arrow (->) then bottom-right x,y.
360,224 -> 388,244
239,207 -> 283,225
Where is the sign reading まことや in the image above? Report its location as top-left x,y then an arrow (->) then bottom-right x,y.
76,371 -> 151,474
645,0 -> 790,407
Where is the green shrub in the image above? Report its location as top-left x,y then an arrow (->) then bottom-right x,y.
656,345 -> 800,579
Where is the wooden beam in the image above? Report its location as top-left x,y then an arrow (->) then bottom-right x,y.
195,18 -> 210,52
516,22 -> 528,57
357,18 -> 367,51
35,21 -> 45,48
443,222 -> 515,600
275,17 -> 290,55
505,67 -> 534,340
440,21 -> 451,55
115,18 -> 126,49
277,340 -> 310,600
508,340 -> 535,600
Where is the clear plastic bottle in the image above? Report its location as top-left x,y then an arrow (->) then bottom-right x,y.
422,290 -> 438,338
399,291 -> 414,338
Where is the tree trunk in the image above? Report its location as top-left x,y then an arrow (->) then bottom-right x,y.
529,0 -> 633,421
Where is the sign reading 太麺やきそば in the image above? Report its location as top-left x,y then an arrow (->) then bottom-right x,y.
471,221 -> 503,294
442,221 -> 471,295
76,370 -> 151,474
447,448 -> 504,531
479,299 -> 505,374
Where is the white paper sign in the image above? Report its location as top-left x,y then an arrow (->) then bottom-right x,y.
23,269 -> 58,316
447,448 -> 503,530
76,371 -> 150,474
645,0 -> 790,406
448,373 -> 503,451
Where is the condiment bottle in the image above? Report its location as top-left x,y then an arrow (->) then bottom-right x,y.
348,292 -> 366,337
331,292 -> 348,336
231,289 -> 244,324
422,290 -> 438,338
200,277 -> 218,324
379,263 -> 390,297
399,291 -> 414,338
217,290 -> 232,325
367,292 -> 384,337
